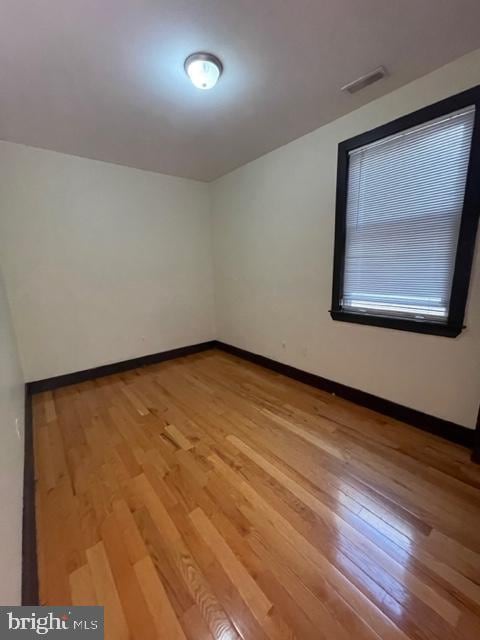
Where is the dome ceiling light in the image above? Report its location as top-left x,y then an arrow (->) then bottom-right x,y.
184,52 -> 223,90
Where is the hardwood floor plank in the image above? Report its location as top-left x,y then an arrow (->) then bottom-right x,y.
86,541 -> 129,640
190,506 -> 273,621
134,555 -> 187,640
227,434 -> 461,626
165,423 -> 194,450
132,473 -> 240,639
69,564 -> 97,606
34,350 -> 480,640
209,451 -> 412,640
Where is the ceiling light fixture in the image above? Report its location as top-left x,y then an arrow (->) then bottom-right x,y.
184,52 -> 223,90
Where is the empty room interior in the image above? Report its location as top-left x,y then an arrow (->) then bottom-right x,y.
2,1 -> 480,638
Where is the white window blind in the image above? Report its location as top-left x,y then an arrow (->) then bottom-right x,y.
342,106 -> 475,321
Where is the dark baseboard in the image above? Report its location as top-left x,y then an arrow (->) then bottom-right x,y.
27,341 -> 216,394
473,445 -> 480,463
473,409 -> 480,463
214,341 -> 476,450
22,385 -> 38,605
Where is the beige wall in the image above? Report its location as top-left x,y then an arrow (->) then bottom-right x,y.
0,143 -> 216,381
211,49 -> 480,429
0,266 -> 24,603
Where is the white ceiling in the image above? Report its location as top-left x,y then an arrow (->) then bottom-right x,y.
1,1 -> 480,182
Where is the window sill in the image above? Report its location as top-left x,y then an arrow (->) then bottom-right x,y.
329,309 -> 463,337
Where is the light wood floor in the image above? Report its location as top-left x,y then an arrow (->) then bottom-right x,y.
33,349 -> 480,640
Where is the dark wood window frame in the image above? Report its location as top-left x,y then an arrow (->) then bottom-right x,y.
330,85 -> 480,338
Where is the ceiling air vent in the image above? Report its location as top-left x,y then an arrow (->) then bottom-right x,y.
341,66 -> 387,94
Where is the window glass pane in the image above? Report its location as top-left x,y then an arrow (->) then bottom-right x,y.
343,106 -> 475,320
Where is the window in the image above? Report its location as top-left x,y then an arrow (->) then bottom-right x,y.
331,86 -> 480,337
